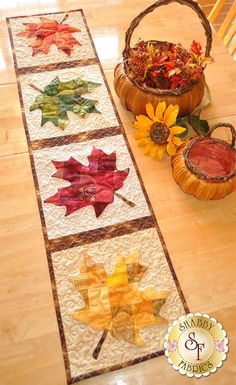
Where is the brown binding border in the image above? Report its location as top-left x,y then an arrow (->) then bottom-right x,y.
7,8 -> 189,385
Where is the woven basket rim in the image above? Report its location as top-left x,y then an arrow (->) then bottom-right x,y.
184,137 -> 236,182
124,39 -> 202,96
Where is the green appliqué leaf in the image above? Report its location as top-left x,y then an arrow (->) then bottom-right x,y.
188,115 -> 209,136
30,76 -> 101,129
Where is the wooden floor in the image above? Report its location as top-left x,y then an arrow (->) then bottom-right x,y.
0,1 -> 236,385
200,0 -> 234,30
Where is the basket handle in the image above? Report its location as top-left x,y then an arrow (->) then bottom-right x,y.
206,123 -> 236,147
123,0 -> 212,61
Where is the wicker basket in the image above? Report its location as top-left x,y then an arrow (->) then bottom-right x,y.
172,124 -> 236,200
114,0 -> 212,117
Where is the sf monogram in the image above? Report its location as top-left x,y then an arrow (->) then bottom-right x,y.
165,314 -> 228,377
185,332 -> 205,360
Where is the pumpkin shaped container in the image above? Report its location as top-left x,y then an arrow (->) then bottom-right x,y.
171,124 -> 236,200
114,0 -> 212,117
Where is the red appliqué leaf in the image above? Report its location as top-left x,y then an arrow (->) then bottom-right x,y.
18,16 -> 81,56
44,147 -> 130,217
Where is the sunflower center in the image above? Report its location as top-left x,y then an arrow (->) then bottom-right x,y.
150,122 -> 170,145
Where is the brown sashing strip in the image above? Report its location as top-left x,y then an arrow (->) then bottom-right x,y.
7,9 -> 189,385
31,126 -> 122,150
18,58 -> 97,75
49,216 -> 155,252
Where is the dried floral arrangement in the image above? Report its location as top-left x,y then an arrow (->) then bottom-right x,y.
127,40 -> 213,90
114,0 -> 213,117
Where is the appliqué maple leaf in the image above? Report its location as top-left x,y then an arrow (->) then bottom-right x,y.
69,250 -> 169,359
18,16 -> 81,56
44,147 -> 134,217
30,77 -> 101,129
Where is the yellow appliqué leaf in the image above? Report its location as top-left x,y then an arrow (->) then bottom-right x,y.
69,251 -> 169,359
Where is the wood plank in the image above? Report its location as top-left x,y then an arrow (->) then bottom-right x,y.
0,84 -> 27,156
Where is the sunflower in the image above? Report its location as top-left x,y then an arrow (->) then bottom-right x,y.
134,102 -> 186,159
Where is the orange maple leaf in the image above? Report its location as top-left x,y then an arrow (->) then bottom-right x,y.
69,250 -> 169,359
190,40 -> 203,56
18,16 -> 81,56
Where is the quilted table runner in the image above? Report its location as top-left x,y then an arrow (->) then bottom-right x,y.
7,10 -> 188,384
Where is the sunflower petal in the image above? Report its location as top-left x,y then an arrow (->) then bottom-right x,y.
166,142 -> 177,156
134,130 -> 150,139
172,136 -> 183,146
146,103 -> 155,121
150,146 -> 158,158
134,121 -> 144,130
134,115 -> 153,130
163,104 -> 179,127
155,101 -> 166,122
137,138 -> 152,147
144,143 -> 154,155
170,125 -> 186,135
156,145 -> 166,159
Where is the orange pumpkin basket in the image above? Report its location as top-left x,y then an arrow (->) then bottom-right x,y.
114,0 -> 212,117
171,123 -> 236,200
